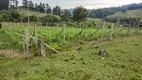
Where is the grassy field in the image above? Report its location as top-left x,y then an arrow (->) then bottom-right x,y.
0,36 -> 142,80
107,9 -> 142,20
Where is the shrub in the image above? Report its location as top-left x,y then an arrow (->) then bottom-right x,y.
40,15 -> 60,26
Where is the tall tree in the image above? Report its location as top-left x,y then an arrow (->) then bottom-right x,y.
29,0 -> 34,10
53,6 -> 61,15
45,3 -> 49,13
73,6 -> 88,22
45,3 -> 52,14
0,0 -> 9,10
22,0 -> 28,8
35,3 -> 38,11
38,3 -> 45,13
42,3 -> 45,13
47,7 -> 52,14
15,0 -> 18,8
9,0 -> 19,9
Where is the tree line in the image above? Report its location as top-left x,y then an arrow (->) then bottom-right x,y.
0,0 -> 88,23
0,0 -> 66,15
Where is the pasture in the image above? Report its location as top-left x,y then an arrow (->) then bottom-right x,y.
0,1 -> 142,80
0,21 -> 142,80
0,35 -> 142,80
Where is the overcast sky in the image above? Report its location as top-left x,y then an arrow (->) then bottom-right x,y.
18,0 -> 142,9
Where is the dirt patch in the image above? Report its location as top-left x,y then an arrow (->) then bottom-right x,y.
0,50 -> 24,58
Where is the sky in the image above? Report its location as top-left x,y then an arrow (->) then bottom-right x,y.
18,0 -> 142,9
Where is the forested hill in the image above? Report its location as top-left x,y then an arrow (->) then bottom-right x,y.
88,2 -> 142,18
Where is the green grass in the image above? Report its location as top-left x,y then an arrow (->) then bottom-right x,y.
107,9 -> 142,19
0,36 -> 142,80
87,18 -> 102,23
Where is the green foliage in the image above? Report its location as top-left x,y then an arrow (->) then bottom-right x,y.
0,13 -> 9,22
29,15 -> 38,22
73,6 -> 88,22
89,7 -> 122,18
0,9 -> 21,22
40,15 -> 60,24
0,9 -> 60,23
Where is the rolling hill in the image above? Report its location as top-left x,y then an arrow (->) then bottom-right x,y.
17,9 -> 60,18
107,9 -> 142,19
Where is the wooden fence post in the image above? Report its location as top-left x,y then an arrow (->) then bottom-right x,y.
85,22 -> 87,38
115,20 -> 120,37
33,23 -> 37,37
79,22 -> 81,28
63,21 -> 66,43
101,20 -> 105,40
40,39 -> 46,56
0,23 -> 2,29
109,23 -> 114,40
44,43 -> 59,53
125,21 -> 131,35
74,22 -> 76,28
115,24 -> 119,37
33,23 -> 38,47
25,28 -> 30,57
137,20 -> 140,34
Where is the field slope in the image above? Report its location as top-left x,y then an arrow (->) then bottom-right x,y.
107,9 -> 142,19
0,36 -> 142,80
17,9 -> 59,18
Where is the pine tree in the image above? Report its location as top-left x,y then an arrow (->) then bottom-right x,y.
0,0 -> 9,10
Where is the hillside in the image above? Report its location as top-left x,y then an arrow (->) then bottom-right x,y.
89,2 -> 142,19
107,9 -> 142,19
17,9 -> 59,18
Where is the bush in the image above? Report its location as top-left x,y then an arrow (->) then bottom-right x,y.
41,15 -> 59,22
40,15 -> 60,26
0,10 -> 21,22
29,15 -> 38,22
67,22 -> 74,27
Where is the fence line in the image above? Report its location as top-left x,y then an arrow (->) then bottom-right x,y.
20,21 -> 142,57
